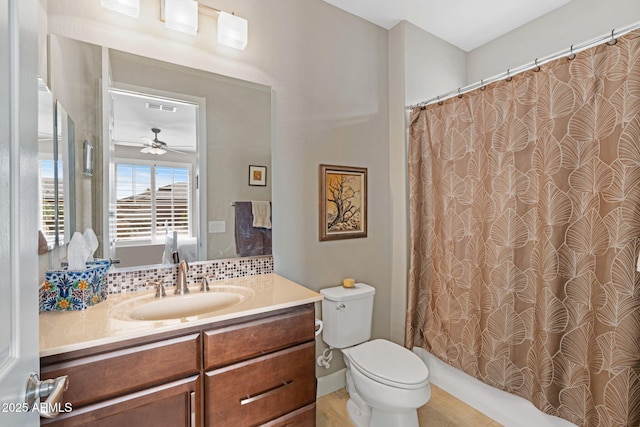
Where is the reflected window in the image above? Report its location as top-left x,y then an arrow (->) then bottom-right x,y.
115,162 -> 191,243
38,159 -> 63,245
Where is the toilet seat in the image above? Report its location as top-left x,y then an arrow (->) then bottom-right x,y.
346,339 -> 429,390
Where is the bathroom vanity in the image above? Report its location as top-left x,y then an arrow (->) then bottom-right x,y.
39,274 -> 322,426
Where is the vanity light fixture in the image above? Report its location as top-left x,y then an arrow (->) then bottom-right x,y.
164,0 -> 199,35
217,11 -> 248,50
101,0 -> 140,18
161,0 -> 248,50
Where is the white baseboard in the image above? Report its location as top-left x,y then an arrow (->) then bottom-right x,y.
316,368 -> 346,398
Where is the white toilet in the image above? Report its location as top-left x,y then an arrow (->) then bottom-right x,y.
320,283 -> 431,427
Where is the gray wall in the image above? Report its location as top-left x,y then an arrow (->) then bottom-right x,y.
468,0 -> 640,82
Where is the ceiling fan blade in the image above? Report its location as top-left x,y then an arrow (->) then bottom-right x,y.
164,146 -> 189,155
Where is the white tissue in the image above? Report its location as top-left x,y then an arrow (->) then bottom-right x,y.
83,229 -> 99,262
67,232 -> 89,270
67,228 -> 99,270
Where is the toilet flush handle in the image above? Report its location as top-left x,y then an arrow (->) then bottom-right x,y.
336,303 -> 346,310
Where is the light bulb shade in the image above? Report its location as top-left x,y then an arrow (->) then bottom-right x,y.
101,0 -> 140,18
165,0 -> 198,36
217,12 -> 248,50
141,146 -> 167,155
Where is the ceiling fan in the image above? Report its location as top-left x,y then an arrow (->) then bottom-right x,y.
139,127 -> 187,155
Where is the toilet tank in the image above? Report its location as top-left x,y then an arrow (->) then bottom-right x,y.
320,283 -> 375,349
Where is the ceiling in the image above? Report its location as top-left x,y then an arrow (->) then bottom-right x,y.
112,91 -> 197,153
322,0 -> 573,51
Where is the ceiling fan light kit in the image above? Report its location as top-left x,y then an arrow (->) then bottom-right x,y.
141,146 -> 168,155
138,127 -> 188,156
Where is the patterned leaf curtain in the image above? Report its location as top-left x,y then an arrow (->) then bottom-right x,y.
406,30 -> 640,427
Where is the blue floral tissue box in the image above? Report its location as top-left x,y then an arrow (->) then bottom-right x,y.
40,259 -> 110,312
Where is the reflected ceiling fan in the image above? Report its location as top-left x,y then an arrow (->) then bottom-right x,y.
139,128 -> 188,155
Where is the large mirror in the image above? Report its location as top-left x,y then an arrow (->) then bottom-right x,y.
48,35 -> 272,269
37,77 -> 76,251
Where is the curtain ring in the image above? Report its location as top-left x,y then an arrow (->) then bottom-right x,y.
534,58 -> 541,72
567,45 -> 576,61
607,29 -> 617,45
480,79 -> 486,91
437,95 -> 443,106
457,88 -> 463,98
506,69 -> 512,82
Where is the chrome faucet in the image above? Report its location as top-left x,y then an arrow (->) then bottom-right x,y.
175,260 -> 190,295
200,276 -> 211,292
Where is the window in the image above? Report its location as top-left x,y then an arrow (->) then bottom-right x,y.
39,159 -> 63,245
115,162 -> 191,243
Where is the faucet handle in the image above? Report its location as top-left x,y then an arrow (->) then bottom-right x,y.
148,280 -> 166,298
200,276 -> 211,292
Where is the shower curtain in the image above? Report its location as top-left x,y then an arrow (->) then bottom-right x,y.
406,30 -> 640,427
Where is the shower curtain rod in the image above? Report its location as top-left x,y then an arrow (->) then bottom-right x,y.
406,21 -> 640,110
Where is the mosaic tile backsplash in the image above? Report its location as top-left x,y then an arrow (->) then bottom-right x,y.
104,255 -> 274,294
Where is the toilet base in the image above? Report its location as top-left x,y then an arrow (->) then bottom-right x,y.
346,397 -> 371,427
346,396 -> 420,427
369,408 -> 420,427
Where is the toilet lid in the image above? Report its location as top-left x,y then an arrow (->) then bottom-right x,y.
347,339 -> 429,389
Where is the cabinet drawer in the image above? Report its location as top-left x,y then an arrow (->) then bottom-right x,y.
261,403 -> 316,427
205,341 -> 315,427
41,333 -> 200,408
42,375 -> 199,427
203,306 -> 314,369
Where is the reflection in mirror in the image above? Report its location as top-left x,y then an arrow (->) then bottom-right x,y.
47,35 -> 272,270
55,101 -> 76,247
37,78 -> 56,250
110,88 -> 200,266
37,78 -> 76,251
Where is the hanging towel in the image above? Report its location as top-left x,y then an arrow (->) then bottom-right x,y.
251,201 -> 272,229
234,202 -> 272,257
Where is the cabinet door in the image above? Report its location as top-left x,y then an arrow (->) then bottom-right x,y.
205,341 -> 315,427
41,375 -> 199,427
41,333 -> 200,408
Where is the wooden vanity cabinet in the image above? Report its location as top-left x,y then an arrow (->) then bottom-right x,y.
203,307 -> 316,426
40,303 -> 317,427
40,334 -> 201,426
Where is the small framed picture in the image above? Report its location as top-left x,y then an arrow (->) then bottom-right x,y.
319,164 -> 367,241
249,165 -> 267,186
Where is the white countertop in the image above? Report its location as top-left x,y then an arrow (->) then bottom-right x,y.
39,273 -> 322,358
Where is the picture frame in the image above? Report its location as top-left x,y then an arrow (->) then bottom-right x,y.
249,165 -> 267,186
319,164 -> 367,241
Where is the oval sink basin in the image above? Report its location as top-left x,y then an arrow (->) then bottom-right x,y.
130,292 -> 244,321
109,285 -> 254,321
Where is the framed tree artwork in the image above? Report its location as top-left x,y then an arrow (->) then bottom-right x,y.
319,164 -> 367,241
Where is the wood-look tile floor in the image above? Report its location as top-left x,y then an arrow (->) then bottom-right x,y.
316,385 -> 503,427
